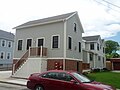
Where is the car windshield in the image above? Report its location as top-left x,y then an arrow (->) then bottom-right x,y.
72,72 -> 91,83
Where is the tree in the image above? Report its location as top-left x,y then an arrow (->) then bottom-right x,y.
105,40 -> 120,59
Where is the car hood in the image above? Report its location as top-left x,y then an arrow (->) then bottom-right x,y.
83,81 -> 114,90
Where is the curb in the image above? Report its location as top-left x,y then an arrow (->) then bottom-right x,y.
0,80 -> 26,86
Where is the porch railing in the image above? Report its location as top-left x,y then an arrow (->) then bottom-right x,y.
29,46 -> 47,57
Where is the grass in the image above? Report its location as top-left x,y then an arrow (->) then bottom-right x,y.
86,71 -> 120,89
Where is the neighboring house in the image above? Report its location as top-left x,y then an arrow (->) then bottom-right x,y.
107,58 -> 120,70
82,35 -> 106,69
12,11 -> 84,78
0,30 -> 14,70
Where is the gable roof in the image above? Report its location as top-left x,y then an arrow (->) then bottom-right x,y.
14,12 -> 77,29
0,30 -> 14,41
83,35 -> 100,41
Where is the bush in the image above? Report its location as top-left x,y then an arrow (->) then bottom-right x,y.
92,68 -> 101,72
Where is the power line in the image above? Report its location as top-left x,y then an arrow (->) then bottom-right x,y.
102,0 -> 120,9
94,0 -> 120,14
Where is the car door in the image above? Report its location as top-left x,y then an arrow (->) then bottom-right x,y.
41,72 -> 64,90
56,72 -> 81,90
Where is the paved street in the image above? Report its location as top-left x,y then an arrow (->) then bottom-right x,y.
0,83 -> 29,90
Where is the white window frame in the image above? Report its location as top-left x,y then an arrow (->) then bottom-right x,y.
73,23 -> 77,32
36,37 -> 45,47
6,52 -> 11,60
0,51 -> 5,59
26,38 -> 33,50
1,39 -> 6,47
7,41 -> 12,48
17,39 -> 24,51
78,41 -> 81,52
51,35 -> 60,49
68,35 -> 72,50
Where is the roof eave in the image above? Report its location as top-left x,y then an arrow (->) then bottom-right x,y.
13,19 -> 64,29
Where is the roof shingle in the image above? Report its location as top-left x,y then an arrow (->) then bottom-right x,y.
83,35 -> 100,41
14,12 -> 76,29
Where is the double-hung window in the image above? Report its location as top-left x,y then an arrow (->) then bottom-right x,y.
89,53 -> 93,61
52,36 -> 59,48
74,23 -> 77,32
79,42 -> 81,52
90,43 -> 94,50
18,40 -> 23,50
8,41 -> 12,48
0,52 -> 4,59
1,40 -> 6,47
68,37 -> 72,50
6,52 -> 11,59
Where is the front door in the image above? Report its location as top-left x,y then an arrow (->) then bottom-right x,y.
37,38 -> 44,47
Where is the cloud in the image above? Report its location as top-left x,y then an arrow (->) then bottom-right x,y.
0,0 -> 120,39
82,0 -> 120,39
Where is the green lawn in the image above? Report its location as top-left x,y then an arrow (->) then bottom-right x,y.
86,71 -> 120,89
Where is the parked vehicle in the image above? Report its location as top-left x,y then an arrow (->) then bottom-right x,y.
27,70 -> 116,90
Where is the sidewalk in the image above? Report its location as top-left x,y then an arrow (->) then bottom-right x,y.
0,71 -> 27,86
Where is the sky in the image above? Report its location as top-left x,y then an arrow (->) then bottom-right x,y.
0,0 -> 120,44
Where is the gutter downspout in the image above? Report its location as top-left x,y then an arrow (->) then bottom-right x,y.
63,19 -> 67,70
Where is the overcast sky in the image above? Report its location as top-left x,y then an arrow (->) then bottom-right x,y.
0,0 -> 120,42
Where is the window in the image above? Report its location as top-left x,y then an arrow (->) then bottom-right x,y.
98,56 -> 101,61
1,40 -> 6,47
103,47 -> 105,53
26,39 -> 32,50
89,53 -> 93,61
41,72 -> 74,82
90,43 -> 94,50
52,36 -> 59,48
58,73 -> 74,82
0,52 -> 4,59
103,57 -> 104,64
79,42 -> 81,52
74,23 -> 77,32
68,37 -> 72,50
8,41 -> 12,48
97,43 -> 99,50
6,52 -> 11,59
18,40 -> 23,50
42,72 -> 59,80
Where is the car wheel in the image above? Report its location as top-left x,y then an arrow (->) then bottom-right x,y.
35,85 -> 44,90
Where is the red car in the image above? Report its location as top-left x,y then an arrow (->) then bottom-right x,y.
27,70 -> 116,90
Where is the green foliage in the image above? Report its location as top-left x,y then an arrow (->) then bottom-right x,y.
87,72 -> 120,89
105,40 -> 120,59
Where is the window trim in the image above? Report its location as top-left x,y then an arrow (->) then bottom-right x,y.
74,23 -> 77,32
51,35 -> 60,49
89,53 -> 93,61
7,41 -> 12,48
0,51 -> 5,59
68,36 -> 72,50
17,39 -> 23,51
79,42 -> 81,52
1,39 -> 6,47
90,43 -> 94,50
97,43 -> 99,51
6,52 -> 11,60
